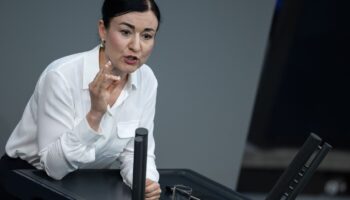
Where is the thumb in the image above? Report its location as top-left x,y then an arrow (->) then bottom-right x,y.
145,178 -> 153,186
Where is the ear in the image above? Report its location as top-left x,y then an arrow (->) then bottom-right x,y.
98,20 -> 107,41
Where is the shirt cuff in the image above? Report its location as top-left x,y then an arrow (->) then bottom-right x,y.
122,169 -> 160,189
146,169 -> 160,183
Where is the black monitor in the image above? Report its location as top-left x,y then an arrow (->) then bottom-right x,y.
247,0 -> 350,150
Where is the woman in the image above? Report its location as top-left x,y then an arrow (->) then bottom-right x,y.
0,0 -> 162,199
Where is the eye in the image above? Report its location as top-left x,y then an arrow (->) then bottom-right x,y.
120,29 -> 131,36
142,33 -> 154,40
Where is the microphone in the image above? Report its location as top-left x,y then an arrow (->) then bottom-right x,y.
132,128 -> 148,200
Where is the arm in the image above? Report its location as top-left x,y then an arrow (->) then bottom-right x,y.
37,61 -> 119,179
37,71 -> 102,179
118,81 -> 159,187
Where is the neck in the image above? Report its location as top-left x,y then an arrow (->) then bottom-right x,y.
99,48 -> 128,81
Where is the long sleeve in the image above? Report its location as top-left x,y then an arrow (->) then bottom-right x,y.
5,47 -> 160,184
37,71 -> 102,180
118,80 -> 159,187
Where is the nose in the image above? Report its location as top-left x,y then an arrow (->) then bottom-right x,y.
129,35 -> 141,52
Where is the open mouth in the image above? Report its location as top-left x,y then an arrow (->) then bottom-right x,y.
124,55 -> 139,65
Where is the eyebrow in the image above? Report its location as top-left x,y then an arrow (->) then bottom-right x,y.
119,22 -> 156,32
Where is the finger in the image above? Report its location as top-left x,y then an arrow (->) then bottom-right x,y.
105,74 -> 121,81
94,62 -> 115,90
98,61 -> 112,83
102,74 -> 121,89
145,194 -> 160,200
91,61 -> 110,87
103,61 -> 123,83
145,181 -> 158,193
145,182 -> 161,197
100,61 -> 122,87
145,179 -> 153,186
145,189 -> 161,199
145,190 -> 161,200
104,60 -> 113,73
145,187 -> 161,197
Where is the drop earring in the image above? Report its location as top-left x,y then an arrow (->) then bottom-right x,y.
100,39 -> 106,48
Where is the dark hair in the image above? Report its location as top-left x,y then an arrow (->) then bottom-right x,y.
102,0 -> 161,30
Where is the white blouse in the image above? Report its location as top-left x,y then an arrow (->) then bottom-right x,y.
5,46 -> 159,187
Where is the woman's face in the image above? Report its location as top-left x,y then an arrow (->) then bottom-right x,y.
99,10 -> 158,76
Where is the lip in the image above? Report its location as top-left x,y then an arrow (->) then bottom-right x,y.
123,55 -> 139,65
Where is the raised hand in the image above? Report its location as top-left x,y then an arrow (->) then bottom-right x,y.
86,61 -> 121,131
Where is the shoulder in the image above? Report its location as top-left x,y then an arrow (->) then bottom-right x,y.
41,48 -> 95,81
44,51 -> 85,75
36,49 -> 91,91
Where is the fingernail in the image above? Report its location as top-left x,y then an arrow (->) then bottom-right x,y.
104,61 -> 111,67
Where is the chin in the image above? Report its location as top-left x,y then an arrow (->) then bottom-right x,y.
122,65 -> 141,74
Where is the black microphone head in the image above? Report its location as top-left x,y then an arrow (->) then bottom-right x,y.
135,127 -> 148,137
134,136 -> 143,143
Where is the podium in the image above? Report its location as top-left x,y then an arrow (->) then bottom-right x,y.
3,169 -> 249,200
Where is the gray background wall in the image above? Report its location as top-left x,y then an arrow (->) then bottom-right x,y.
0,0 -> 275,189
